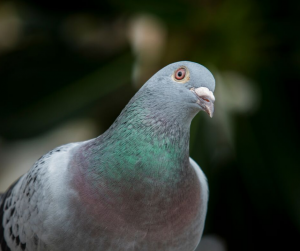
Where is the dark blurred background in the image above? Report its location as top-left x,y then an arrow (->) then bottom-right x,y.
0,0 -> 299,250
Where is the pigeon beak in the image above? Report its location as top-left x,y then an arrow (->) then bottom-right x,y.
190,87 -> 215,118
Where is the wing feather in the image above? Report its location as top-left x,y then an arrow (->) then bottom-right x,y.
189,157 -> 209,222
0,178 -> 22,251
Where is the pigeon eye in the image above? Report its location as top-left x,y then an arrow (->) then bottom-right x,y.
172,66 -> 190,83
175,68 -> 186,80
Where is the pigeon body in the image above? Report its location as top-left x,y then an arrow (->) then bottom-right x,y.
0,61 -> 215,251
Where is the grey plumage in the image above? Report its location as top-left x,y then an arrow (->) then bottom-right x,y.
0,61 -> 215,251
0,145 -> 72,251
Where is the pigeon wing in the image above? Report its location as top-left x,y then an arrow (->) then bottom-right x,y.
0,143 -> 75,251
189,157 -> 209,235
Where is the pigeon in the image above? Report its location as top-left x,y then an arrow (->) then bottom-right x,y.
0,61 -> 215,251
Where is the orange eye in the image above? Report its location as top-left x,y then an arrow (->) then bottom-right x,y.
175,68 -> 186,80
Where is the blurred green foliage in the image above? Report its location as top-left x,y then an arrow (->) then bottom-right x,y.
0,0 -> 299,250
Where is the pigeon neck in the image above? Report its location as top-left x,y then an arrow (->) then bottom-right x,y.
75,91 -> 192,184
71,92 -> 196,222
70,101 -> 201,238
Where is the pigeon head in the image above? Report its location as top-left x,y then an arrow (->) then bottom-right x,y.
142,61 -> 215,122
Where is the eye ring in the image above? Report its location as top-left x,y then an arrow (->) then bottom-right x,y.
175,68 -> 186,80
172,66 -> 190,83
